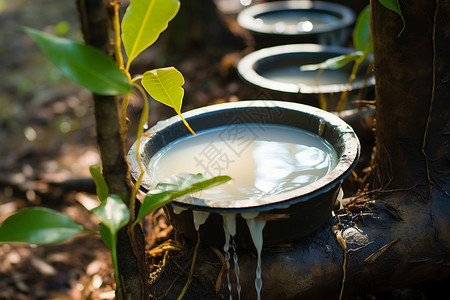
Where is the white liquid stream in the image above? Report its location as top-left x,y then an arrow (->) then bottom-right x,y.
214,211 -> 266,300
176,208 -> 266,299
242,212 -> 266,300
221,213 -> 240,299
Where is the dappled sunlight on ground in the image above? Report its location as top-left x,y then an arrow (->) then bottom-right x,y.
0,0 -> 252,298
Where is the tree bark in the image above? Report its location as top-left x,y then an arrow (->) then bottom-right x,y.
151,0 -> 450,299
154,194 -> 450,299
76,1 -> 148,299
372,0 -> 446,190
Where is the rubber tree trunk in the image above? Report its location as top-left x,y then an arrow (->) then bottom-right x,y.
76,1 -> 148,299
151,1 -> 450,299
373,0 -> 450,191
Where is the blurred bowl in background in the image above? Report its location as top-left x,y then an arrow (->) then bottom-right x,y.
237,1 -> 355,48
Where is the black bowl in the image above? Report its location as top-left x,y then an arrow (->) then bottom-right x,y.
128,101 -> 359,249
237,44 -> 375,110
237,1 -> 355,48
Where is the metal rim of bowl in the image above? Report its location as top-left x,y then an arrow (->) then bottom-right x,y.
237,0 -> 355,36
128,100 -> 360,213
237,43 -> 375,94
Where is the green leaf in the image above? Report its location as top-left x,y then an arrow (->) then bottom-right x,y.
353,5 -> 373,52
22,26 -> 131,95
54,21 -> 70,36
99,223 -> 113,250
135,174 -> 232,225
89,165 -> 109,201
142,67 -> 184,113
0,207 -> 85,245
91,194 -> 130,236
122,0 -> 180,67
300,52 -> 364,71
378,0 -> 405,36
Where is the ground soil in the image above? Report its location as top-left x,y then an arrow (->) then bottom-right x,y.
1,1 -> 114,299
0,1 -> 259,299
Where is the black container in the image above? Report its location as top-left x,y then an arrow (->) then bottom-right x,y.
237,1 -> 355,48
128,101 -> 359,249
237,44 -> 375,111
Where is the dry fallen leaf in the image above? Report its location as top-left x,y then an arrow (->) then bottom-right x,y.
364,238 -> 400,264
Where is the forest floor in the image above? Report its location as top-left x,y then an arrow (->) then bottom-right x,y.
0,1 -> 444,300
0,1 -> 260,299
1,1 -> 118,299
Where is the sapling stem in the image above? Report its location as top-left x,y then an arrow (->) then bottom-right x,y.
336,30 -> 372,112
112,2 -> 125,71
315,68 -> 327,111
110,237 -> 124,300
177,231 -> 201,300
180,115 -> 197,136
336,58 -> 362,112
129,82 -> 150,224
111,3 -> 132,144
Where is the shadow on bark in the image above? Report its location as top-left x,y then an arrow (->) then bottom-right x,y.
149,0 -> 450,298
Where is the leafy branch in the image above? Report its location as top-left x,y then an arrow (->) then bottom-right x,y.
0,169 -> 230,297
0,0 -> 231,299
300,0 -> 404,112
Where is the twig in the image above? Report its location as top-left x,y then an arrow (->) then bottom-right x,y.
343,183 -> 423,207
347,241 -> 375,253
420,0 -> 438,198
364,238 -> 400,264
332,223 -> 347,300
161,272 -> 184,299
177,232 -> 201,300
210,246 -> 227,293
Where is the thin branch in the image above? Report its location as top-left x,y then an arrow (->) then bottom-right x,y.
177,232 -> 201,300
421,0 -> 438,198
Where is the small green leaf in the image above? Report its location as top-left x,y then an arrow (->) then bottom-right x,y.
135,174 -> 232,225
353,5 -> 373,52
142,67 -> 184,113
122,0 -> 180,68
54,21 -> 70,36
0,207 -> 85,245
99,223 -> 113,250
89,165 -> 109,201
22,26 -> 131,95
91,194 -> 130,236
300,52 -> 364,71
141,67 -> 196,135
378,0 -> 405,36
